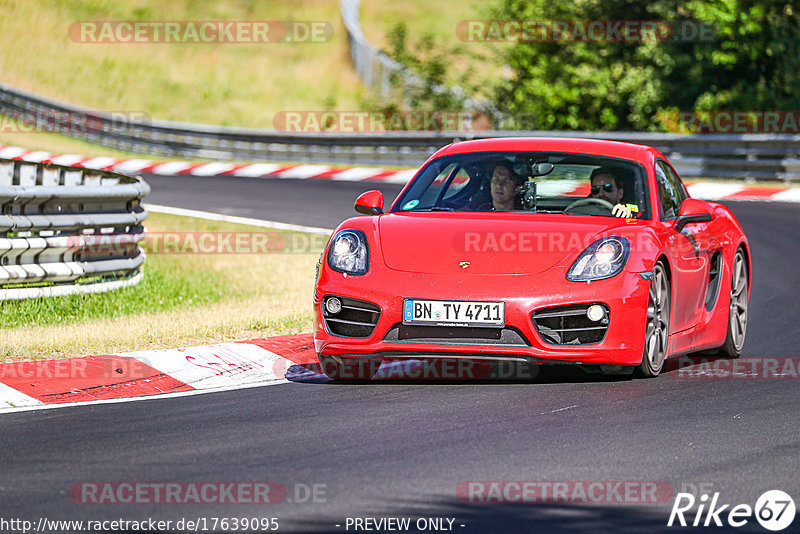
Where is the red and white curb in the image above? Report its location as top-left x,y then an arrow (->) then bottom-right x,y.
2,143 -> 800,201
0,334 -> 322,412
5,332 -> 796,411
0,333 -> 496,412
0,144 -> 416,184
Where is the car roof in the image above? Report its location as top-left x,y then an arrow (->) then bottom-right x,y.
433,137 -> 658,162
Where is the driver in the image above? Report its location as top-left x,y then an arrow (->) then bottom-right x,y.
589,166 -> 633,218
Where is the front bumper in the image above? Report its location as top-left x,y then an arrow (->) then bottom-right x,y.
314,267 -> 651,367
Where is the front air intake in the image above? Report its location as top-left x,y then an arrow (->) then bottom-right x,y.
532,304 -> 610,345
322,295 -> 381,338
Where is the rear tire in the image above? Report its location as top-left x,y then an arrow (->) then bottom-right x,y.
637,262 -> 670,378
318,355 -> 380,381
717,249 -> 748,358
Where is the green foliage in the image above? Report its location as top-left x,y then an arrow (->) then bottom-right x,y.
666,0 -> 800,111
363,22 -> 480,113
489,0 -> 800,131
488,0 -> 661,130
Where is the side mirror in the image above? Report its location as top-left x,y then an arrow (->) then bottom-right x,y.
674,198 -> 714,232
355,190 -> 384,215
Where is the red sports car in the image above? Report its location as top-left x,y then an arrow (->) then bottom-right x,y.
313,138 -> 750,379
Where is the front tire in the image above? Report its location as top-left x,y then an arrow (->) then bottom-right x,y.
717,249 -> 748,358
637,262 -> 670,378
318,355 -> 380,381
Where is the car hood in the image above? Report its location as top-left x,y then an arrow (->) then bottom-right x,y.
378,212 -> 630,275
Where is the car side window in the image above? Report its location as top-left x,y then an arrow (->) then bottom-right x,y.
442,168 -> 472,200
655,160 -> 687,220
416,163 -> 457,206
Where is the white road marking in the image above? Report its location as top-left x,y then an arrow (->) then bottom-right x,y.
151,161 -> 192,175
539,404 -> 578,415
687,183 -> 744,200
189,162 -> 236,176
232,163 -> 283,177
48,154 -> 86,166
0,146 -> 27,158
79,156 -> 118,170
125,343 -> 288,390
19,151 -> 52,162
0,382 -> 43,409
112,159 -> 154,174
144,204 -> 333,235
380,169 -> 417,184
0,379 -> 290,415
274,165 -> 330,179
770,188 -> 800,203
331,167 -> 383,181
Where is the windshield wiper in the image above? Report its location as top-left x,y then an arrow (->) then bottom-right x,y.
402,206 -> 456,212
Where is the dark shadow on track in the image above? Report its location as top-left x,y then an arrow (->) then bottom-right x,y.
290,497 -> 776,533
286,361 -> 643,385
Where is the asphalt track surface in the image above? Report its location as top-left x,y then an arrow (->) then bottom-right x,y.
2,173 -> 799,533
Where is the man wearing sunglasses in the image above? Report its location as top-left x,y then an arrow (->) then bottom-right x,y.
589,166 -> 633,218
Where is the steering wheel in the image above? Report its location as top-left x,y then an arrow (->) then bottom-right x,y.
564,197 -> 615,214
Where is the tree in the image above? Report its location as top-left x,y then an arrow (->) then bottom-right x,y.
489,0 -> 800,131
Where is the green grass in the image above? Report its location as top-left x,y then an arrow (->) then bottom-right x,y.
0,211 -> 323,360
0,256 -> 228,329
0,0 -> 489,126
0,0 -> 492,157
0,0 -> 364,128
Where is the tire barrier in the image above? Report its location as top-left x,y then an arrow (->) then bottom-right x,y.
0,157 -> 148,300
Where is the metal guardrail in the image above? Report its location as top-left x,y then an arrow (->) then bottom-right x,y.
339,0 -> 476,107
0,158 -> 149,300
1,81 -> 799,181
339,0 -> 401,98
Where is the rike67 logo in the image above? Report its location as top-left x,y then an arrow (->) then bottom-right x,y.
668,490 -> 796,531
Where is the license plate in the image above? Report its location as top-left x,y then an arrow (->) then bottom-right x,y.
403,299 -> 505,327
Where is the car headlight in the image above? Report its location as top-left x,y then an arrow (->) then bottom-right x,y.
327,229 -> 369,275
567,236 -> 630,281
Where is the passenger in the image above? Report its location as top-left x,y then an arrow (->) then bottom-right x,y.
488,163 -> 522,211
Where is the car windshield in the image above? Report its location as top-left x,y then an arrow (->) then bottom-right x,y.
391,151 -> 651,219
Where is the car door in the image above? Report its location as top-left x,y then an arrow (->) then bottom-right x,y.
655,160 -> 711,332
